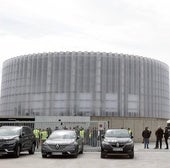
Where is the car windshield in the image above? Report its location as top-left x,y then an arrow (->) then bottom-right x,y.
0,127 -> 21,136
105,129 -> 130,138
48,131 -> 76,140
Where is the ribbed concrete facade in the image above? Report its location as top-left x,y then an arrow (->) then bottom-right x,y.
0,52 -> 169,118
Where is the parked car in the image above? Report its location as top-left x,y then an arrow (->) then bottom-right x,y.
101,129 -> 134,159
0,126 -> 36,158
41,130 -> 83,158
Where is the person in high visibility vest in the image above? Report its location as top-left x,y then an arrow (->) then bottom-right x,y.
33,128 -> 40,149
88,129 -> 92,146
79,128 -> 85,143
80,128 -> 85,138
40,129 -> 48,145
128,128 -> 133,138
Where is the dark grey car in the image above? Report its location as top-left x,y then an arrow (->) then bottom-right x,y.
41,130 -> 84,158
101,129 -> 134,159
0,126 -> 36,158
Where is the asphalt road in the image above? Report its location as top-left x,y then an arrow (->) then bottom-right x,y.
0,143 -> 170,168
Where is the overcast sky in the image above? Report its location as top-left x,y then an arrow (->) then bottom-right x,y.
0,0 -> 170,86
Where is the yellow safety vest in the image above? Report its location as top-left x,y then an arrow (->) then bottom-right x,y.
41,131 -> 48,140
80,130 -> 85,138
33,129 -> 40,139
89,132 -> 92,138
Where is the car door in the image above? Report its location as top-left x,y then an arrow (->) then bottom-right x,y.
21,127 -> 32,150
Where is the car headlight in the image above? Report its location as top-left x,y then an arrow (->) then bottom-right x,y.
101,141 -> 110,146
104,139 -> 110,142
126,139 -> 133,145
5,139 -> 17,145
42,141 -> 48,146
70,141 -> 78,146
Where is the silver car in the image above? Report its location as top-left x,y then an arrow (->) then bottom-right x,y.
41,130 -> 83,158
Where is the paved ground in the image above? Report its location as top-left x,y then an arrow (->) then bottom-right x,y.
83,141 -> 169,152
0,142 -> 170,168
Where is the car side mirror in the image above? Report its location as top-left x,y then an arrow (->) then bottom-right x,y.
21,132 -> 25,137
131,135 -> 134,139
101,135 -> 105,139
77,136 -> 80,140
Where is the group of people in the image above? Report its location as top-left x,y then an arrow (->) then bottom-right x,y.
33,127 -> 52,149
142,126 -> 169,149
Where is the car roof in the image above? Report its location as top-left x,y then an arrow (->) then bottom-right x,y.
53,129 -> 76,132
0,126 -> 24,129
1,126 -> 22,128
106,129 -> 128,131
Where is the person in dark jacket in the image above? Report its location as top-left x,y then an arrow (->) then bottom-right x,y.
142,127 -> 151,149
154,126 -> 164,149
164,127 -> 169,149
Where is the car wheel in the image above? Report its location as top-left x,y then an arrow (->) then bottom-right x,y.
29,143 -> 35,154
42,154 -> 47,158
73,150 -> 78,158
73,153 -> 78,158
14,145 -> 20,158
129,152 -> 134,159
100,152 -> 106,158
79,146 -> 84,154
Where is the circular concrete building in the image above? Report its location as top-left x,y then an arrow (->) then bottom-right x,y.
0,52 -> 169,118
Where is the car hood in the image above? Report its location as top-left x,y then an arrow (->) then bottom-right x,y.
0,135 -> 18,140
104,137 -> 131,143
45,139 -> 75,145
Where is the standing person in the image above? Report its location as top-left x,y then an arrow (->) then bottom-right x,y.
154,126 -> 164,149
164,127 -> 169,149
46,127 -> 52,138
33,128 -> 40,149
40,129 -> 48,145
128,128 -> 133,138
88,129 -> 92,146
142,127 -> 152,149
79,127 -> 85,144
92,127 -> 98,147
80,127 -> 85,139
